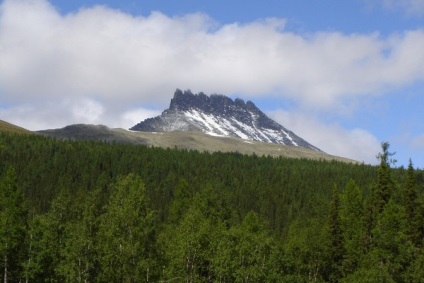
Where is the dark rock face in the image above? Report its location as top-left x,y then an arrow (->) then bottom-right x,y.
130,89 -> 321,151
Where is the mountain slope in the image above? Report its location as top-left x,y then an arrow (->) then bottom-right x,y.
39,124 -> 148,144
0,120 -> 31,134
131,89 -> 320,151
38,124 -> 356,163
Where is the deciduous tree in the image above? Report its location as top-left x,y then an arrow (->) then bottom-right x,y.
97,174 -> 155,282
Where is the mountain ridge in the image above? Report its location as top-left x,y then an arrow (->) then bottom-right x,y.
131,89 -> 320,151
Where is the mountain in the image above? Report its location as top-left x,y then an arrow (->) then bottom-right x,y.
33,90 -> 355,162
130,89 -> 320,151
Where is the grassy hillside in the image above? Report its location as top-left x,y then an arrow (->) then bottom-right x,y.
38,124 -> 357,163
0,120 -> 31,134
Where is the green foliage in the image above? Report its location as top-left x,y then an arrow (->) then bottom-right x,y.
342,265 -> 395,283
404,159 -> 421,247
0,166 -> 28,282
24,189 -> 76,282
340,179 -> 365,276
0,133 -> 423,281
167,178 -> 192,224
327,185 -> 344,282
370,199 -> 413,281
159,197 -> 217,281
284,218 -> 330,282
228,211 -> 275,282
97,174 -> 155,282
55,189 -> 103,282
375,142 -> 396,212
404,252 -> 424,282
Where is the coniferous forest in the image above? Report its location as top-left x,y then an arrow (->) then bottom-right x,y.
1,132 -> 424,282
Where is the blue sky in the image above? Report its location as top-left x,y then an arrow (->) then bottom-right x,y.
1,0 -> 424,167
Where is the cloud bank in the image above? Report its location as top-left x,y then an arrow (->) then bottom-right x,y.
2,0 -> 424,107
1,0 -> 423,162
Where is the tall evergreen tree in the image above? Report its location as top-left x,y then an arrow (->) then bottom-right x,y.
363,142 -> 397,252
0,166 -> 28,283
328,185 -> 344,282
375,142 -> 396,213
404,159 -> 420,247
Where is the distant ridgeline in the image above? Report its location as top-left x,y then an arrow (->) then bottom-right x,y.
131,89 -> 321,151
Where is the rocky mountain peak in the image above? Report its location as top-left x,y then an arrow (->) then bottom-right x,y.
130,89 -> 321,151
169,89 -> 258,115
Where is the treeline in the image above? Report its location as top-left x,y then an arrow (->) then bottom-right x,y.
0,133 -> 423,282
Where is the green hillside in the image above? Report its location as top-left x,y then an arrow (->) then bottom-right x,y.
0,133 -> 423,282
0,120 -> 31,134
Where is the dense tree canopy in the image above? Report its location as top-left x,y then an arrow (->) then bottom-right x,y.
0,133 -> 423,282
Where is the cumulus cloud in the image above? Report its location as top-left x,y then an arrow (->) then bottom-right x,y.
269,110 -> 381,164
1,0 -> 424,111
0,98 -> 161,130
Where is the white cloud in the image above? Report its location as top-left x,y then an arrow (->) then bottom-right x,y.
0,98 -> 162,130
0,101 -> 75,130
377,0 -> 424,15
71,98 -> 104,124
269,110 -> 381,164
1,0 -> 424,110
120,108 -> 161,129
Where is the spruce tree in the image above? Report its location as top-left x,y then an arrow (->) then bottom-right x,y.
328,185 -> 344,282
375,142 -> 396,213
404,159 -> 420,247
364,142 -> 396,252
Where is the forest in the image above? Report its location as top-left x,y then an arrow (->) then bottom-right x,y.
1,132 -> 424,282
